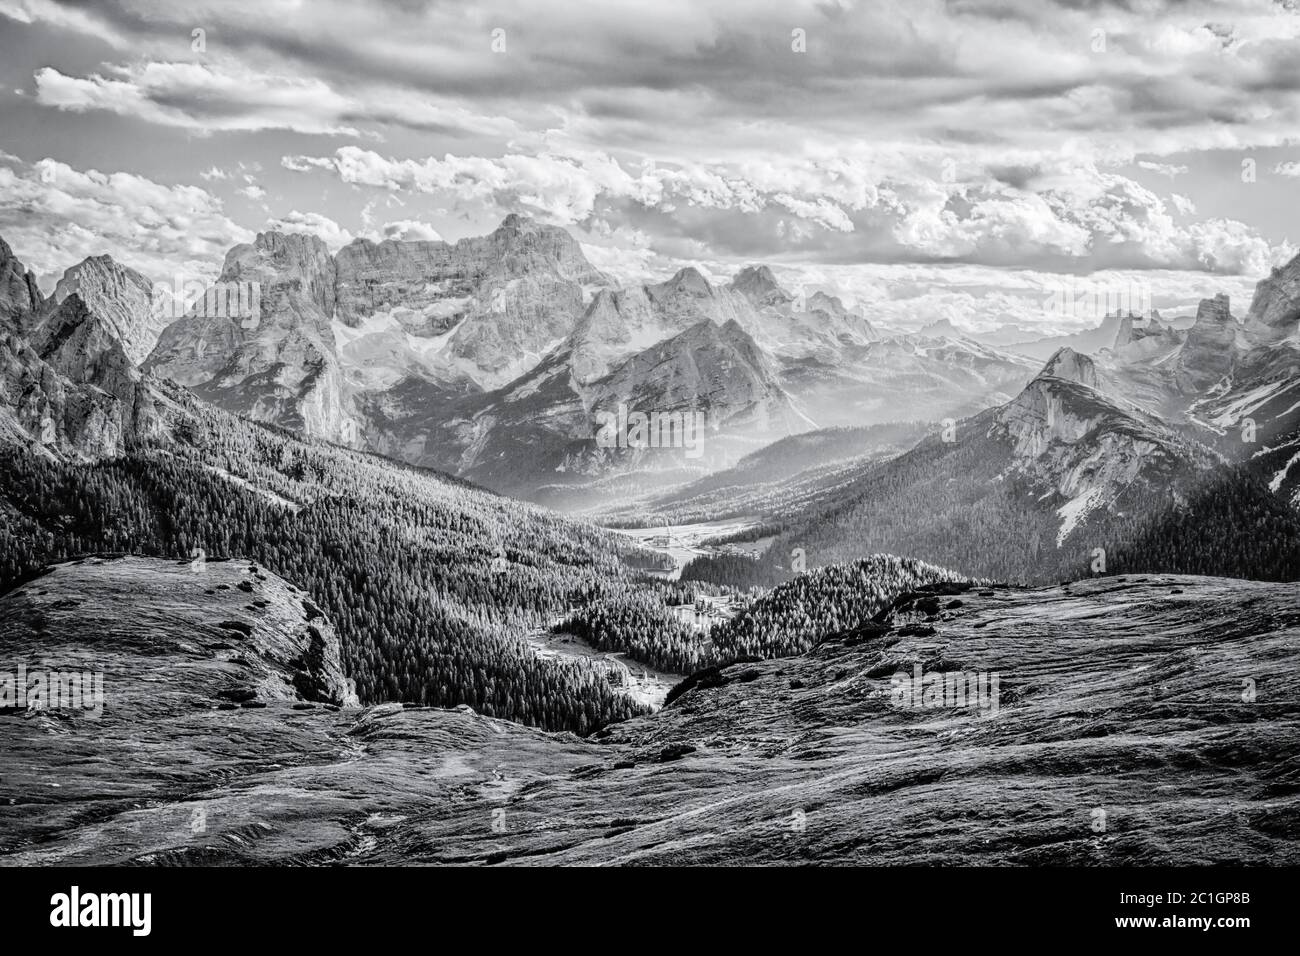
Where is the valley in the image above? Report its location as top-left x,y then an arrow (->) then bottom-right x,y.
609,517 -> 766,580
2,216 -> 1299,870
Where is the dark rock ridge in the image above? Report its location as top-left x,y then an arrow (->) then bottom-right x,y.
0,237 -> 44,334
0,242 -> 158,458
1174,293 -> 1238,391
2,562 -> 1295,865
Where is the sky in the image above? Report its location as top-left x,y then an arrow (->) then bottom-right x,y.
1,0 -> 1300,334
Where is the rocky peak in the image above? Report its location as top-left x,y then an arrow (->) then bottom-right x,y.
1246,250 -> 1300,330
656,267 -> 714,298
918,317 -> 964,339
221,231 -> 337,321
1174,293 -> 1238,390
1194,293 -> 1232,328
1036,347 -> 1099,389
731,265 -> 789,307
52,254 -> 160,365
30,293 -> 140,401
484,213 -> 607,286
0,235 -> 45,332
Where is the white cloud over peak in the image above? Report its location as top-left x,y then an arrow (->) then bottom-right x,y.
0,154 -> 252,286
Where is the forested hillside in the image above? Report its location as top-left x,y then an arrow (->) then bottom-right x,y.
694,409 -> 1300,588
0,382 -> 653,733
711,555 -> 974,659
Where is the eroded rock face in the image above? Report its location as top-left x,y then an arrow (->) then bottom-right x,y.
146,231 -> 359,446
1247,250 -> 1300,332
51,255 -> 161,365
2,569 -> 1295,865
1110,312 -> 1184,363
0,240 -> 158,458
1174,294 -> 1238,391
334,214 -> 607,389
992,360 -> 1216,544
0,237 -> 43,334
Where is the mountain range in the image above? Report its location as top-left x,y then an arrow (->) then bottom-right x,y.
125,215 -> 1036,507
668,267 -> 1300,586
2,212 -> 1299,869
5,214 -> 1300,587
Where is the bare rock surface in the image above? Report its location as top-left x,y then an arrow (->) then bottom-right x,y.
2,560 -> 1296,865
51,255 -> 161,365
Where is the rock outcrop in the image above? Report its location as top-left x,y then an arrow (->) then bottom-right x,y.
51,255 -> 161,365
1246,250 -> 1300,333
3,569 -> 1296,865
146,231 -> 359,445
990,353 -> 1217,544
0,237 -> 43,333
0,237 -> 157,458
334,214 -> 608,389
1173,294 -> 1238,391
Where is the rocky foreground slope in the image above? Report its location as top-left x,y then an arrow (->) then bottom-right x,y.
2,556 -> 1296,865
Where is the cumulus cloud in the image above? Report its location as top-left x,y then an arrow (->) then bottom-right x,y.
33,59 -> 517,139
4,0 -> 1298,301
375,220 -> 443,242
0,157 -> 252,287
265,211 -> 354,249
1137,161 -> 1189,179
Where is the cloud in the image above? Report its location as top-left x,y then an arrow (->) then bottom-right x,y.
1137,161 -> 1189,179
35,62 -> 363,136
284,143 -> 1283,275
1273,161 -> 1300,177
0,157 -> 252,288
376,220 -> 443,242
265,210 -> 353,248
33,59 -> 518,139
6,0 -> 1300,287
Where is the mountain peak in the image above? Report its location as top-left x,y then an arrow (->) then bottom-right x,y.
1174,293 -> 1238,390
0,234 -> 44,331
496,212 -> 534,233
731,265 -> 787,306
1194,292 -> 1232,327
919,317 -> 965,339
1247,250 -> 1300,330
52,254 -> 160,366
664,266 -> 713,295
1036,347 -> 1099,389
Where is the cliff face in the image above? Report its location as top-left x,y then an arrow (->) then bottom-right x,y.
51,255 -> 162,365
0,242 -> 159,459
144,217 -> 608,442
333,214 -> 607,389
145,231 -> 360,446
1174,294 -> 1238,391
1246,250 -> 1300,333
0,237 -> 44,334
990,350 -> 1216,544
